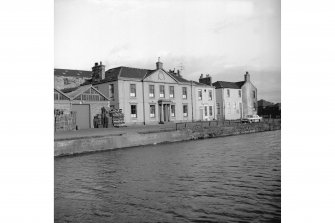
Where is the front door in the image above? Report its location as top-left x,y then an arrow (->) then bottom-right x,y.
200,108 -> 204,120
204,106 -> 208,120
159,104 -> 170,123
163,104 -> 170,122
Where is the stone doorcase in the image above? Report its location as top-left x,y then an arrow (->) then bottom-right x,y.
158,99 -> 172,124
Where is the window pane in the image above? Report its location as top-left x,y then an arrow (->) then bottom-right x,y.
169,86 -> 174,98
183,105 -> 188,116
131,105 -> 137,117
198,89 -> 202,100
182,87 -> 187,98
109,84 -> 114,98
150,105 -> 155,117
149,85 -> 155,97
130,84 -> 136,97
171,105 -> 175,117
160,85 -> 165,97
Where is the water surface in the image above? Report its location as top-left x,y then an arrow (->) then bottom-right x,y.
55,130 -> 281,222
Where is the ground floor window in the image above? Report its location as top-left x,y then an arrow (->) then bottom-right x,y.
171,105 -> 175,117
150,105 -> 155,118
209,106 -> 213,116
131,105 -> 137,118
183,105 -> 188,117
204,106 -> 208,116
227,102 -> 231,114
217,103 -> 220,115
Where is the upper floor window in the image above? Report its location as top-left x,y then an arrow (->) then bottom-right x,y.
227,89 -> 230,97
253,90 -> 256,99
130,84 -> 136,97
209,90 -> 213,100
159,85 -> 165,98
63,78 -> 69,85
239,90 -> 241,98
149,85 -> 155,98
182,87 -> 187,99
198,89 -> 202,100
169,86 -> 174,98
109,84 -> 114,99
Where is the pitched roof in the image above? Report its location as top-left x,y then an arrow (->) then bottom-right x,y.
103,66 -> 153,81
92,66 -> 191,84
62,85 -> 109,100
213,81 -> 244,89
54,68 -> 92,78
54,88 -> 71,100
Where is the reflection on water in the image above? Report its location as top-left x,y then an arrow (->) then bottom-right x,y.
55,130 -> 281,223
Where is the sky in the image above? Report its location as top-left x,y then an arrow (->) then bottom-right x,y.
55,0 -> 280,103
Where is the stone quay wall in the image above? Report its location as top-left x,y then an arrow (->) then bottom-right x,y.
54,122 -> 280,157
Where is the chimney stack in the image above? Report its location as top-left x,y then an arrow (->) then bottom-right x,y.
199,73 -> 212,86
92,61 -> 105,82
156,57 -> 163,70
244,71 -> 250,82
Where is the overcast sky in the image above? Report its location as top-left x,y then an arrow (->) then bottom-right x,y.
55,0 -> 280,103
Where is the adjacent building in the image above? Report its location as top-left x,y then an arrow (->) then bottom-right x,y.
213,71 -> 257,120
54,85 -> 110,129
54,68 -> 92,90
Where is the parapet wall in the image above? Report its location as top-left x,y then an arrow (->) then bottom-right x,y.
54,122 -> 280,157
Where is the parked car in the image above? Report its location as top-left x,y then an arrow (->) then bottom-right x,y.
242,115 -> 262,123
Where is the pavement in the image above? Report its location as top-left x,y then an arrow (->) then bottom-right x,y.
54,123 -> 177,140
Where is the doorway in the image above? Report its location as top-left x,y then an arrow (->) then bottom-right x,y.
72,104 -> 90,129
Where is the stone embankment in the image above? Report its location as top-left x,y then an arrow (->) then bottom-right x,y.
54,122 -> 280,157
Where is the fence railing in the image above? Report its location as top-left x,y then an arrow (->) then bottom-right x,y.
175,118 -> 281,131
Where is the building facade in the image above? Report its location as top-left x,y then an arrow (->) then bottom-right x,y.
54,85 -> 110,129
54,68 -> 92,90
91,60 -> 216,125
213,71 -> 257,120
194,75 -> 217,121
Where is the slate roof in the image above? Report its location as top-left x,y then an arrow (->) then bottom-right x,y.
189,81 -> 213,87
101,66 -> 153,81
54,68 -> 92,78
91,66 -> 191,84
213,81 -> 245,89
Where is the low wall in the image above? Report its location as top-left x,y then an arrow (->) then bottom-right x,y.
54,122 -> 280,157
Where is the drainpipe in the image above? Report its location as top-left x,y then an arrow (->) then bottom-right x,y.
142,80 -> 146,125
191,81 -> 194,122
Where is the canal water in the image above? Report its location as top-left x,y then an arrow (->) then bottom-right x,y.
55,130 -> 281,223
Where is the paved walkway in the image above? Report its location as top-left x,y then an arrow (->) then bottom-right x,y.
54,123 -> 177,140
